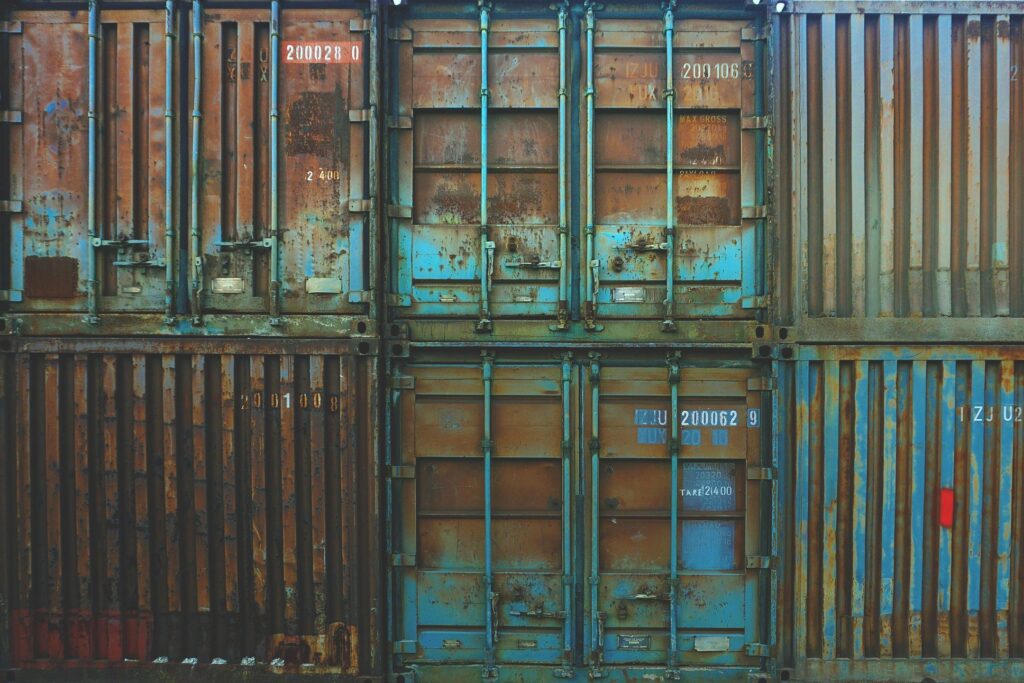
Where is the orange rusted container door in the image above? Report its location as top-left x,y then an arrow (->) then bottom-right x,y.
191,5 -> 375,322
4,6 -> 175,320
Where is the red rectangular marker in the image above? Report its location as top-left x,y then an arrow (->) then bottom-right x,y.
938,487 -> 954,529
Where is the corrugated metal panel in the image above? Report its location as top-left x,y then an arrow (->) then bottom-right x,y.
778,6 -> 1024,342
781,345 -> 1024,682
387,348 -> 773,682
0,339 -> 381,675
387,0 -> 770,343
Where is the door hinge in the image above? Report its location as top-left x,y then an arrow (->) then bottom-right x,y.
0,290 -> 23,303
742,115 -> 771,130
348,290 -> 372,304
388,115 -> 413,129
745,642 -> 770,657
747,376 -> 775,391
388,204 -> 413,219
741,26 -> 767,41
390,375 -> 415,390
747,466 -> 775,481
741,205 -> 768,220
0,22 -> 23,34
392,640 -> 417,654
745,555 -> 775,569
350,18 -> 371,32
388,27 -> 412,41
348,198 -> 373,213
0,111 -> 22,123
742,295 -> 770,309
349,109 -> 372,123
391,553 -> 416,567
0,200 -> 23,213
388,292 -> 412,307
390,465 -> 415,479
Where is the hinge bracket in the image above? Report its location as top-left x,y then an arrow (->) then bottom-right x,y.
747,466 -> 775,481
742,295 -> 770,309
392,640 -> 417,654
741,26 -> 767,41
388,115 -> 413,129
0,22 -> 23,34
745,643 -> 770,657
391,375 -> 415,390
747,376 -> 775,391
391,554 -> 416,567
745,555 -> 774,569
390,465 -> 415,479
0,200 -> 24,213
350,18 -> 371,32
349,109 -> 372,123
741,205 -> 768,220
0,111 -> 23,123
388,27 -> 412,41
388,292 -> 412,307
349,199 -> 373,213
388,204 -> 413,219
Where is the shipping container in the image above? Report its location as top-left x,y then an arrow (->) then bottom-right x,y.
775,1 -> 1024,343
385,1 -> 772,343
777,345 -> 1024,682
0,1 -> 379,337
386,347 -> 775,682
0,337 -> 382,678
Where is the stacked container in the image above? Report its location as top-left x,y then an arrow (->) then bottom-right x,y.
383,1 -> 776,681
1,0 -> 382,678
775,2 -> 1024,681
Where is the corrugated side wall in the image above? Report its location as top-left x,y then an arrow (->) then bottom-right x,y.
0,339 -> 381,677
776,3 -> 1024,342
778,345 -> 1024,682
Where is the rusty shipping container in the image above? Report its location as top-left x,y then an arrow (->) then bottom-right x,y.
0,1 -> 379,337
0,337 -> 382,678
386,347 -> 775,682
777,345 -> 1024,682
385,0 -> 773,344
775,1 -> 1024,343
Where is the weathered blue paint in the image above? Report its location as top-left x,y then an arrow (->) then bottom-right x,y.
968,360 -> 984,614
880,361 -> 896,627
939,360 -> 955,616
821,360 -> 838,659
996,361 -> 1014,613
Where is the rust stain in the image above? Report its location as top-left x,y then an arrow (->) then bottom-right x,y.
677,196 -> 730,225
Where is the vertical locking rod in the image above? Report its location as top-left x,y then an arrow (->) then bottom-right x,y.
588,352 -> 603,672
86,0 -> 100,324
477,1 -> 493,333
164,0 -> 176,324
662,2 -> 678,332
555,3 -> 569,330
583,3 -> 597,330
482,351 -> 497,676
268,0 -> 282,324
560,353 -> 574,672
667,353 -> 681,672
189,0 -> 204,323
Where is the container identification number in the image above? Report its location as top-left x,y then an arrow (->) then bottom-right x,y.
283,41 -> 361,64
959,405 -> 1023,422
237,391 -> 342,412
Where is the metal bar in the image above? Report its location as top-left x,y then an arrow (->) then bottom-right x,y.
164,1 -> 176,323
556,3 -> 569,330
667,353 -> 680,669
821,15 -> 837,316
822,360 -> 839,659
907,16 -> 924,315
997,361 -> 1014,647
87,0 -> 100,324
797,14 -> 809,320
268,0 -> 282,324
852,361 -> 868,658
938,360 -> 955,656
367,3 -> 380,309
849,15 -> 865,317
584,3 -> 597,331
588,352 -> 602,673
190,0 -> 204,324
935,16 -> 952,316
967,362 -> 984,616
965,15 -> 982,316
559,353 -> 573,674
909,360 -> 926,655
163,357 -> 181,617
794,361 -> 809,659
878,15 -> 895,317
880,360 -> 897,655
993,16 -> 1011,316
481,351 -> 496,675
662,2 -> 677,332
477,2 -> 493,333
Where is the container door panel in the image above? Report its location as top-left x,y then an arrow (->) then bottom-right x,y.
393,17 -> 563,322
195,8 -> 369,316
585,17 -> 764,324
7,9 -> 172,314
582,362 -> 766,671
392,361 -> 573,668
